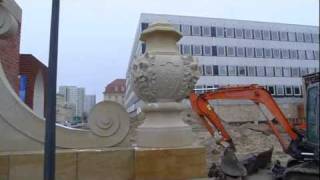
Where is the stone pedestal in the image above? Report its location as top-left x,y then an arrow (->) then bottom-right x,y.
134,146 -> 207,180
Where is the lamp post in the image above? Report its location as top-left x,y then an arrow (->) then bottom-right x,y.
44,0 -> 60,179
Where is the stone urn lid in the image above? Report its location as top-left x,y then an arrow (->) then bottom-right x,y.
140,21 -> 182,42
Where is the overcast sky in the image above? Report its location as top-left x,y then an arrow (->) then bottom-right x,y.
15,0 -> 319,101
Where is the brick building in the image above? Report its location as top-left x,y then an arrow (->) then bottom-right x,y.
104,79 -> 126,106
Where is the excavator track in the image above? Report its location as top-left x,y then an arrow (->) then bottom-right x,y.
284,161 -> 319,180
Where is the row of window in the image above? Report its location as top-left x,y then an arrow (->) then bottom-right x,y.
195,84 -> 302,97
199,65 -> 319,77
180,44 -> 319,60
141,22 -> 319,44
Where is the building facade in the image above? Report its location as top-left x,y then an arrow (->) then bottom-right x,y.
104,79 -> 126,106
84,94 -> 96,116
59,86 -> 85,118
56,93 -> 73,125
125,13 -> 319,118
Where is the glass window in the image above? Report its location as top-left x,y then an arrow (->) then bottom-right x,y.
266,67 -> 274,77
191,26 -> 201,36
291,67 -> 300,77
288,32 -> 296,42
253,30 -> 262,40
227,47 -> 236,56
306,50 -> 314,60
212,46 -> 217,56
203,46 -> 212,56
256,66 -> 265,76
244,29 -> 253,39
300,68 -> 308,76
205,65 -> 213,76
217,46 -> 226,56
216,27 -> 225,37
290,50 -> 298,59
283,67 -> 291,77
238,66 -> 247,76
182,45 -> 192,55
225,28 -> 235,38
275,67 -> 283,77
218,66 -> 228,76
280,32 -> 288,41
276,85 -> 284,96
213,65 -> 219,76
193,45 -> 202,56
267,85 -> 276,95
246,47 -> 255,58
262,30 -> 271,40
271,31 -> 279,40
247,66 -> 256,76
181,25 -> 191,36
264,48 -> 272,58
296,32 -> 304,42
312,33 -> 319,43
281,49 -> 290,59
236,47 -> 245,57
285,86 -> 293,96
141,43 -> 146,54
314,51 -> 319,60
304,33 -> 312,42
298,50 -> 306,60
202,26 -> 212,37
255,48 -> 264,58
272,49 -> 281,59
228,66 -> 237,76
235,29 -> 244,38
141,22 -> 149,31
293,86 -> 301,96
198,65 -> 204,75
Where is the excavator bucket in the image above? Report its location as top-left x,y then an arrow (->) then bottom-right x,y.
220,147 -> 247,177
241,147 -> 273,175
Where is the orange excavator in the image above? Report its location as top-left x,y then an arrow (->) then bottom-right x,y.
189,75 -> 319,180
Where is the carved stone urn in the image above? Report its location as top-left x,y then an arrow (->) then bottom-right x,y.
131,21 -> 199,147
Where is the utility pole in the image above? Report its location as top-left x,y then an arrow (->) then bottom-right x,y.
44,0 -> 60,179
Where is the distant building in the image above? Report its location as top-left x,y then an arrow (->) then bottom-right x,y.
59,86 -> 85,118
84,95 -> 96,116
56,93 -> 73,125
104,79 -> 126,105
19,54 -> 48,118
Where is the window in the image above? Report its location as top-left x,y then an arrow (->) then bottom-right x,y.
141,22 -> 149,31
246,47 -> 255,58
216,27 -> 225,37
308,68 -> 316,74
198,65 -> 204,75
281,49 -> 290,59
235,29 -> 244,38
256,66 -> 265,76
296,33 -> 304,42
288,32 -> 296,42
264,48 -> 272,58
218,66 -> 228,76
212,27 -> 217,37
244,29 -> 253,39
192,26 -> 201,36
285,86 -> 293,96
247,66 -> 256,76
255,48 -> 264,58
271,31 -> 280,40
227,47 -> 236,56
236,47 -> 245,57
293,86 -> 301,96
182,45 -> 192,55
275,67 -> 283,77
263,30 -> 271,40
213,65 -> 219,76
306,50 -> 314,60
141,43 -> 146,54
304,33 -> 312,42
312,33 -> 319,43
266,67 -> 274,77
193,45 -> 202,56
300,68 -> 308,76
212,46 -> 217,56
202,26 -> 212,37
267,86 -> 276,95
253,30 -> 262,40
205,65 -> 213,76
298,50 -> 306,60
217,46 -> 226,56
314,51 -> 319,60
225,28 -> 235,38
272,49 -> 281,59
203,46 -> 212,56
283,67 -> 291,77
238,66 -> 247,76
290,50 -> 298,59
181,25 -> 191,36
280,32 -> 288,41
291,67 -> 300,77
276,85 -> 284,96
228,66 -> 237,76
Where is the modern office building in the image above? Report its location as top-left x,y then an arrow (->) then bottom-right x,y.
84,94 -> 96,115
59,86 -> 85,118
125,13 -> 319,117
